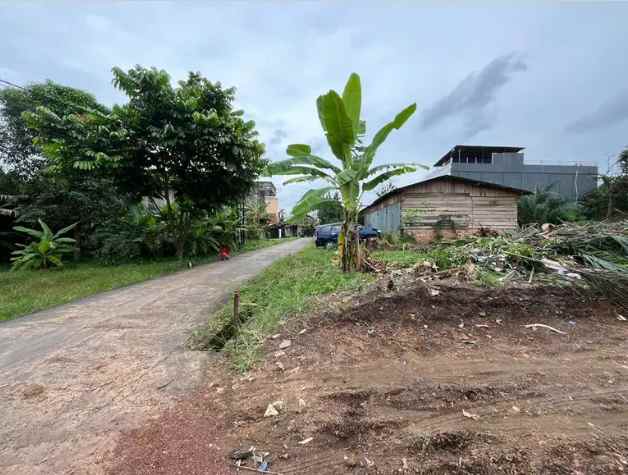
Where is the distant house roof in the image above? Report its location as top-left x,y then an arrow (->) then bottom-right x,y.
361,174 -> 529,214
434,145 -> 524,166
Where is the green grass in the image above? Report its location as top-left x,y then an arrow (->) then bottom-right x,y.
372,246 -> 468,270
194,245 -> 373,372
0,238 -> 294,322
372,249 -> 431,267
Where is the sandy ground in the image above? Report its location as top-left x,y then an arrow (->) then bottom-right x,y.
0,238 -> 310,475
110,281 -> 628,474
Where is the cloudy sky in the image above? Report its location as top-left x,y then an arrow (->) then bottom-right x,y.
1,2 -> 627,211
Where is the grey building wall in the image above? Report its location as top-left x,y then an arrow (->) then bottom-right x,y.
363,201 -> 401,232
426,152 -> 597,200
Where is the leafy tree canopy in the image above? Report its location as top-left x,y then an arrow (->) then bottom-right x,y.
0,81 -> 107,180
581,148 -> 628,220
26,66 -> 266,212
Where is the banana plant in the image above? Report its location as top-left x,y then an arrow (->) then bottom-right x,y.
267,72 -> 426,271
10,220 -> 77,270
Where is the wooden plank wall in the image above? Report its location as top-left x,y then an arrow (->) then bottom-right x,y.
399,179 -> 519,239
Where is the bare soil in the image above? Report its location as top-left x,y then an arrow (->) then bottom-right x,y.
110,281 -> 628,474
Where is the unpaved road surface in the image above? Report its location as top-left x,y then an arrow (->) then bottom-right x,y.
111,282 -> 628,474
0,238 -> 309,475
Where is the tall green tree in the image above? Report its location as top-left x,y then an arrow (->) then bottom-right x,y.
26,66 -> 266,257
315,193 -> 343,224
0,81 -> 107,179
582,148 -> 628,220
268,73 -> 423,271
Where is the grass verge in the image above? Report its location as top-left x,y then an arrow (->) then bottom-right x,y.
372,246 -> 467,270
0,238 -> 293,322
192,245 -> 373,372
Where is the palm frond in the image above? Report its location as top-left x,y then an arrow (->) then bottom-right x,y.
362,167 -> 417,191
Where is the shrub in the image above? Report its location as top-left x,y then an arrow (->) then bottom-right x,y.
11,220 -> 76,270
518,188 -> 582,226
92,205 -> 173,263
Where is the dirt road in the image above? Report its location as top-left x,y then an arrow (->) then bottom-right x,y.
0,238 -> 310,475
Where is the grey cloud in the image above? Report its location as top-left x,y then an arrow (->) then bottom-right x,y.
420,53 -> 527,137
269,128 -> 288,145
566,89 -> 628,133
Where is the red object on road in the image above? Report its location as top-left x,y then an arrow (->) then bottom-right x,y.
219,245 -> 231,260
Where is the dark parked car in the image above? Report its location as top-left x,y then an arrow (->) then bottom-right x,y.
315,223 -> 341,247
315,223 -> 380,247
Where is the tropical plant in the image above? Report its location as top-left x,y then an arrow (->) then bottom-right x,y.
267,73 -> 425,271
375,181 -> 397,198
315,193 -> 343,224
581,148 -> 628,220
245,201 -> 271,240
11,219 -> 76,270
0,80 -> 108,180
518,187 -> 582,226
25,66 -> 267,258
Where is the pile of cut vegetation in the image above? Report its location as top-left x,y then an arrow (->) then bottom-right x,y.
377,220 -> 628,307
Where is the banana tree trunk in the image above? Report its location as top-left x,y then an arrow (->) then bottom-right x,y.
339,211 -> 361,272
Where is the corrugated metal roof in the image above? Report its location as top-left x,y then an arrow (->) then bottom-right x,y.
361,174 -> 529,214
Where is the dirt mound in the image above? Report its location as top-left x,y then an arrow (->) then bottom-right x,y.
109,282 -> 628,474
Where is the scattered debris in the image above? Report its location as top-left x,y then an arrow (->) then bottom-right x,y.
397,220 -> 628,307
264,400 -> 285,418
618,314 -> 627,321
264,404 -> 279,418
297,398 -> 306,413
275,361 -> 285,372
230,446 -> 274,473
462,409 -> 480,421
278,339 -> 291,350
270,334 -> 281,340
298,328 -> 307,335
523,323 -> 567,335
298,437 -> 313,445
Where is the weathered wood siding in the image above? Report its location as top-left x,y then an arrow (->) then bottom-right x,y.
399,179 -> 519,240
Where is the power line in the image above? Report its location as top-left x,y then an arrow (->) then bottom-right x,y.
0,79 -> 26,90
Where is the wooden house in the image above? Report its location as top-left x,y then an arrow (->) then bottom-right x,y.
361,175 -> 528,241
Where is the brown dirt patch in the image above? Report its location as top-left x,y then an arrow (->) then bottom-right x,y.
109,282 -> 628,474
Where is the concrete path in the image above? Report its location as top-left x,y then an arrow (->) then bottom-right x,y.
0,238 -> 310,474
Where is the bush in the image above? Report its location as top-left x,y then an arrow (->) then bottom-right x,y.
380,231 -> 416,247
92,205 -> 173,263
11,220 -> 76,270
518,188 -> 582,226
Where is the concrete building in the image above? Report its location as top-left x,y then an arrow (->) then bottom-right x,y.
250,181 -> 279,224
425,145 -> 597,200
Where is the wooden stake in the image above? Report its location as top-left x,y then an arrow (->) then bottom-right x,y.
234,289 -> 240,325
